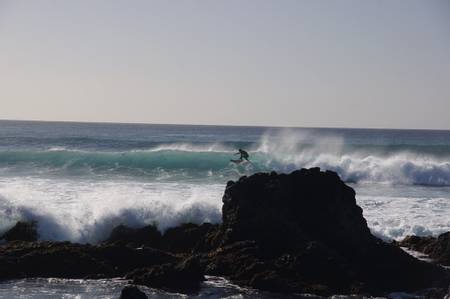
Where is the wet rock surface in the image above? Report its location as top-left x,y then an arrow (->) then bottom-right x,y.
1,168 -> 448,296
398,232 -> 450,266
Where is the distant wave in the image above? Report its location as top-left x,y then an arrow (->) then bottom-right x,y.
140,143 -> 236,153
1,139 -> 450,186
1,127 -> 450,186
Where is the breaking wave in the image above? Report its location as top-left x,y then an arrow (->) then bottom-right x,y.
0,181 -> 223,243
1,131 -> 449,186
255,130 -> 450,186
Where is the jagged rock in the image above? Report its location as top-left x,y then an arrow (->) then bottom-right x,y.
1,221 -> 38,242
126,255 -> 204,293
398,232 -> 450,266
104,224 -> 162,248
119,285 -> 148,299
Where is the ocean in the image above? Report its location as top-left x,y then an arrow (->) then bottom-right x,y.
0,120 -> 449,298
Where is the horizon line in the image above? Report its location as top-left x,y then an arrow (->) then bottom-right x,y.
0,118 -> 449,132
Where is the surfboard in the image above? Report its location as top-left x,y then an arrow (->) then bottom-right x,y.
230,159 -> 243,164
230,159 -> 251,164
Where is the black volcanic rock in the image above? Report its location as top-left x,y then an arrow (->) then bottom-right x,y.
105,224 -> 162,248
126,255 -> 204,293
105,223 -> 219,253
219,168 -> 372,253
1,221 -> 38,242
205,168 -> 448,295
399,232 -> 450,266
161,223 -> 219,253
119,285 -> 148,299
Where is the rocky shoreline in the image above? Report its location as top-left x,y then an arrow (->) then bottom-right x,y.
1,168 -> 449,298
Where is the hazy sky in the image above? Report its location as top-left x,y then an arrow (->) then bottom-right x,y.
0,1 -> 449,129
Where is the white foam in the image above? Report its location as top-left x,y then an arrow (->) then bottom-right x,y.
0,176 -> 223,243
357,193 -> 450,240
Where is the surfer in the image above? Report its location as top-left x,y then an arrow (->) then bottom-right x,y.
234,148 -> 249,162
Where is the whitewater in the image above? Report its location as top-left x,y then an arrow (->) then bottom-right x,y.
0,120 -> 449,245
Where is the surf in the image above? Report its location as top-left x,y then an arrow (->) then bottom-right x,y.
1,138 -> 450,186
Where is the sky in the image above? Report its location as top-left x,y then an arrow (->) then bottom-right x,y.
0,1 -> 449,129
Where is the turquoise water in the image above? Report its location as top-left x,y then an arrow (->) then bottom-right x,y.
1,120 -> 450,185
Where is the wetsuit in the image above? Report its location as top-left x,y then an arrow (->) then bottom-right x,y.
239,149 -> 249,161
